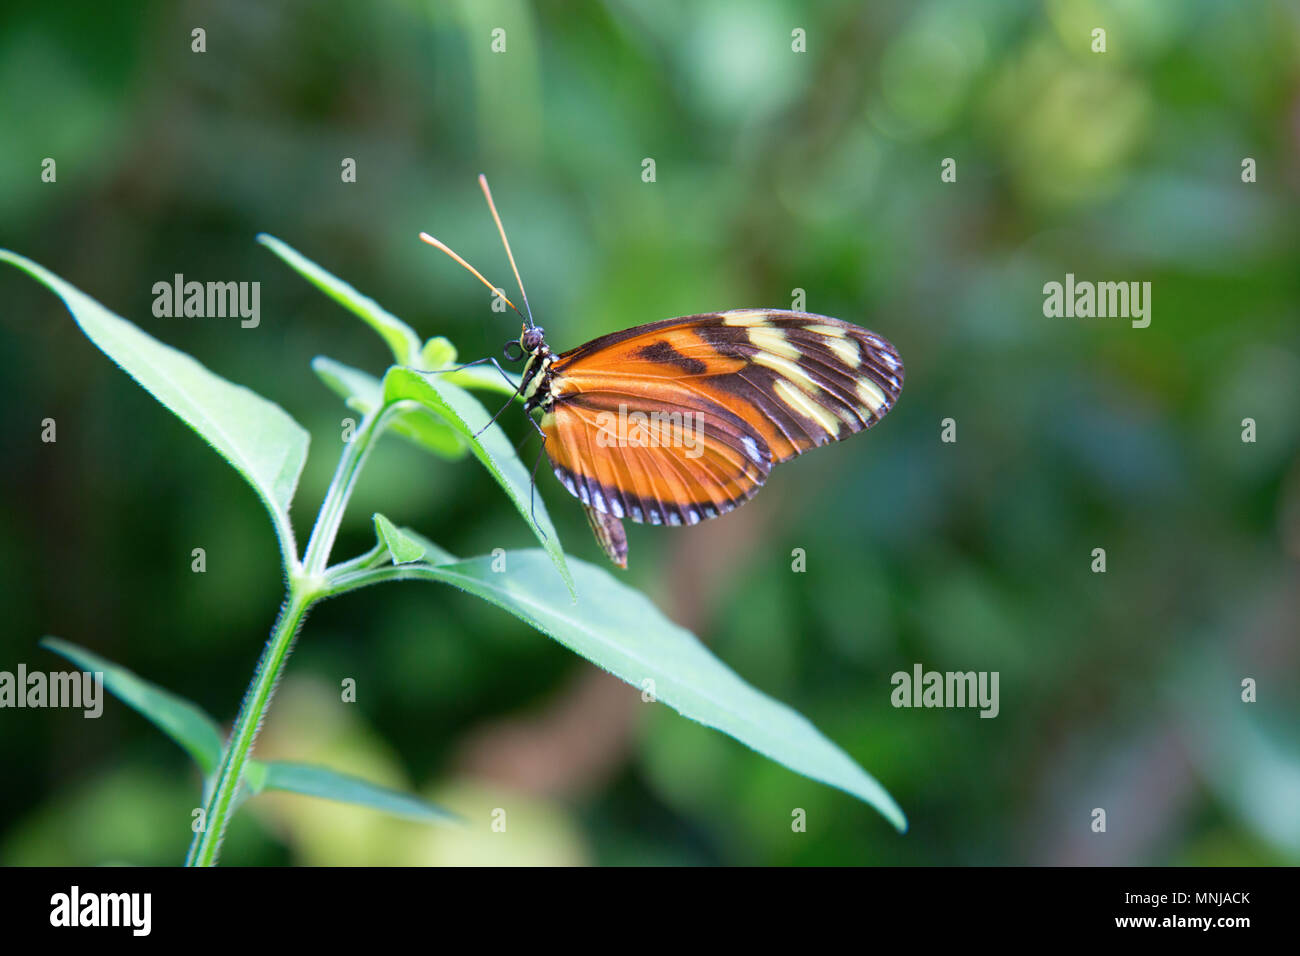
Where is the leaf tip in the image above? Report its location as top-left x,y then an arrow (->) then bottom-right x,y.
880,795 -> 908,833
553,559 -> 577,602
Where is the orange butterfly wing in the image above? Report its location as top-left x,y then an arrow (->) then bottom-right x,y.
539,310 -> 903,545
542,381 -> 773,527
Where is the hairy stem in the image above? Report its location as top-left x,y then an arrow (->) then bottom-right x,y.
185,402 -> 394,866
303,405 -> 393,576
184,585 -> 313,866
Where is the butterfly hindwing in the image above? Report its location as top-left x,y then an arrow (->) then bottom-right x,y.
542,385 -> 772,527
538,310 -> 903,538
582,502 -> 629,568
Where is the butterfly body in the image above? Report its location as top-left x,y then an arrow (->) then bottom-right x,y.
514,309 -> 904,567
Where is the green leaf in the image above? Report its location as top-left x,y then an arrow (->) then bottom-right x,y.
382,366 -> 574,597
312,356 -> 467,460
311,355 -> 383,412
40,637 -> 225,776
1,251 -> 310,565
258,234 -> 422,365
419,336 -> 458,370
337,551 -> 907,831
244,760 -> 460,825
391,524 -> 457,566
373,514 -> 427,564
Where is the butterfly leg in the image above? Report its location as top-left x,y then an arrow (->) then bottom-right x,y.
474,388 -> 525,439
417,355 -> 526,439
465,356 -> 522,394
419,355 -> 522,395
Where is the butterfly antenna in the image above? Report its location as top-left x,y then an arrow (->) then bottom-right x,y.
478,174 -> 536,329
418,232 -> 523,318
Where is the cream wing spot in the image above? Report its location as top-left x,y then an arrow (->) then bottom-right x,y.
752,350 -> 820,394
774,379 -> 841,436
722,309 -> 771,327
748,326 -> 801,360
836,403 -> 861,426
824,335 -> 861,367
857,379 -> 889,414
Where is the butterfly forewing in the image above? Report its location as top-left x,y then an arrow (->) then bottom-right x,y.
539,310 -> 903,537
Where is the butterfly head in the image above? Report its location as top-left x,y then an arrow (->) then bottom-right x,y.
505,324 -> 546,362
504,323 -> 546,364
521,324 -> 546,353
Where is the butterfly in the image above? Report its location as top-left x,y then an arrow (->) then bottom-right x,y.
420,177 -> 904,568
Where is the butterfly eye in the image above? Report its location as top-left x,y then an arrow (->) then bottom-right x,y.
522,327 -> 545,352
503,340 -> 524,361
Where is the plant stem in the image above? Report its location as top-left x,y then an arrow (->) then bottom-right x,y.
186,403 -> 394,866
303,405 -> 393,576
184,584 -> 314,866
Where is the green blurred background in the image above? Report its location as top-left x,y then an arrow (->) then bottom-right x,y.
2,0 -> 1298,865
